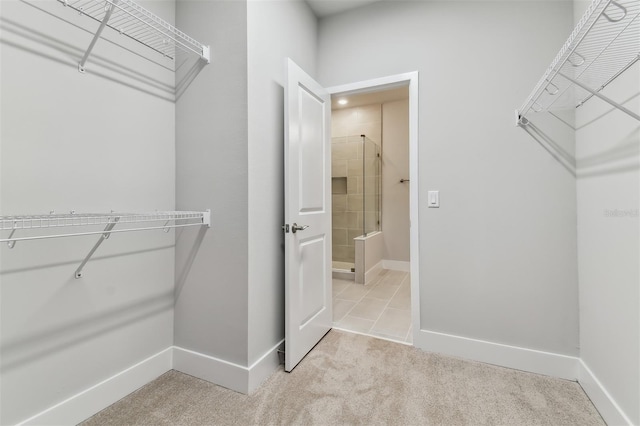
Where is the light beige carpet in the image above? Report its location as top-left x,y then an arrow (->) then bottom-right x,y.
82,330 -> 604,425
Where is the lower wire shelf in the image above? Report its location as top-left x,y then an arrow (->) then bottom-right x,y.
0,210 -> 211,278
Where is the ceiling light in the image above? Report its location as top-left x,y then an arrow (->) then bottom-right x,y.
337,98 -> 348,105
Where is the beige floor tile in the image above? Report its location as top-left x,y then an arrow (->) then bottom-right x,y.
377,271 -> 407,287
348,297 -> 388,321
400,273 -> 411,285
365,269 -> 387,283
336,315 -> 375,333
396,281 -> 411,297
332,279 -> 352,297
337,283 -> 370,301
332,269 -> 413,344
371,308 -> 411,339
366,283 -> 399,301
405,325 -> 413,344
364,271 -> 384,286
333,299 -> 357,322
388,283 -> 411,310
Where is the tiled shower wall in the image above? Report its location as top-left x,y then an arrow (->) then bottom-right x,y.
332,104 -> 382,264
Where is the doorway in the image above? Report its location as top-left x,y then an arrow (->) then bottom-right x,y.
326,73 -> 420,345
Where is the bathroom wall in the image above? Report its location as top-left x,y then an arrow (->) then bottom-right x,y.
319,1 -> 580,357
381,99 -> 410,263
573,2 -> 640,425
332,105 -> 381,264
0,0 -> 176,423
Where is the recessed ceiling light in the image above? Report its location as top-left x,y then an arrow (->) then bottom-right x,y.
337,98 -> 348,105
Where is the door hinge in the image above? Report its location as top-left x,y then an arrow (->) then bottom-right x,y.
282,224 -> 290,233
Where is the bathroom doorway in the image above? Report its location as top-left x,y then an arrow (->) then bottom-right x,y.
327,76 -> 417,344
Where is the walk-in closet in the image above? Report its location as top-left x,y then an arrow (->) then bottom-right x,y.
1,0 -> 637,424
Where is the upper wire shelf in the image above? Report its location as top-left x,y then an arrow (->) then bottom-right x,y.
517,0 -> 640,125
58,0 -> 210,72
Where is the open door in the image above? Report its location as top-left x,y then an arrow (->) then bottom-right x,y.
284,58 -> 332,372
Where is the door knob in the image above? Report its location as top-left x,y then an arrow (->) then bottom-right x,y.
291,223 -> 309,233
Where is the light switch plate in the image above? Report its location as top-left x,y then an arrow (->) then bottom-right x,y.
428,190 -> 439,208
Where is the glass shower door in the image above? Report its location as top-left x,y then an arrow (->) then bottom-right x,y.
331,134 -> 381,270
362,135 -> 381,236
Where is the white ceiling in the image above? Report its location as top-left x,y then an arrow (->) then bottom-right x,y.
305,0 -> 383,18
306,0 -> 573,18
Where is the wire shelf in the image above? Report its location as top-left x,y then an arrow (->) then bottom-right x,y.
517,0 -> 640,124
1,211 -> 208,231
1,210 -> 211,278
59,0 -> 210,71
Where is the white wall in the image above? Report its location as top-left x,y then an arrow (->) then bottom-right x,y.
0,0 -> 176,423
174,0 -> 249,366
382,99 -> 410,262
574,3 -> 640,425
318,1 -> 579,355
246,0 -> 317,368
174,0 -> 318,388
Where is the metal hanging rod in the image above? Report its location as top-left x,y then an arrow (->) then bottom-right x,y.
59,0 -> 210,72
1,210 -> 211,278
516,0 -> 639,126
558,71 -> 640,121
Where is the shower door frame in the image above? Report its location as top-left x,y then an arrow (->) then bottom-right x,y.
326,71 -> 420,345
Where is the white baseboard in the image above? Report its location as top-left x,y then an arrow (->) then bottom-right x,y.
247,340 -> 285,393
578,359 -> 633,426
173,340 -> 284,395
364,260 -> 383,284
415,329 -> 578,380
382,259 -> 410,272
17,347 -> 173,426
22,336 -> 625,426
18,341 -> 285,425
172,346 -> 250,393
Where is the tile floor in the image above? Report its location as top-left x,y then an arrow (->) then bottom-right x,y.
333,269 -> 412,344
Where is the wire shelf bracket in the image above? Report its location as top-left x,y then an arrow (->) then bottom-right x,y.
516,0 -> 640,126
59,0 -> 211,73
1,210 -> 211,278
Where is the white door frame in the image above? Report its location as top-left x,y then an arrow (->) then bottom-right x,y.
326,71 -> 420,343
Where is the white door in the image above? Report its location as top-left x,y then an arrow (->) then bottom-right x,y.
284,58 -> 332,372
